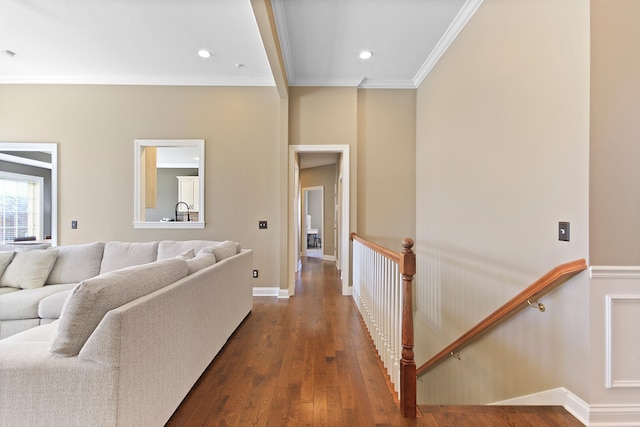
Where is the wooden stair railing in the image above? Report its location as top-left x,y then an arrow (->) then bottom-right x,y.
415,258 -> 588,377
350,233 -> 416,417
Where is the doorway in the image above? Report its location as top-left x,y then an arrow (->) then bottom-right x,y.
289,145 -> 350,297
302,186 -> 324,259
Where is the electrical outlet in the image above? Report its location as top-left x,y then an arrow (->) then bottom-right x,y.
253,270 -> 259,278
71,220 -> 78,230
259,221 -> 267,229
559,221 -> 570,242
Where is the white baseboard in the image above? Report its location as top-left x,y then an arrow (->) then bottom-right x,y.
252,287 -> 290,299
491,387 -> 640,426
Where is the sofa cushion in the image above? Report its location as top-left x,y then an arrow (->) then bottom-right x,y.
0,283 -> 76,320
0,286 -> 19,296
0,251 -> 15,277
50,258 -> 188,357
186,253 -> 217,275
0,243 -> 50,251
46,242 -> 105,285
99,241 -> 159,274
38,288 -> 74,319
156,240 -> 222,260
175,248 -> 195,260
198,240 -> 240,262
0,249 -> 58,289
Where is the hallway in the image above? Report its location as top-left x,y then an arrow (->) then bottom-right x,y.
166,257 -> 583,426
167,256 -> 417,426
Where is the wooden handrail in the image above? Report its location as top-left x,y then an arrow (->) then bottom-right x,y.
350,232 -> 417,417
415,258 -> 587,377
350,232 -> 400,264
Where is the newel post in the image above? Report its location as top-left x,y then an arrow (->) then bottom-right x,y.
399,238 -> 416,417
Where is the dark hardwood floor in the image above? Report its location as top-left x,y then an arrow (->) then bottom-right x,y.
166,257 -> 583,427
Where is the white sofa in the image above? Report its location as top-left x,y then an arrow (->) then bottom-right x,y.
0,240 -> 253,426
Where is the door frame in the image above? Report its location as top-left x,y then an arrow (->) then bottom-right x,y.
288,144 -> 350,296
302,185 -> 324,257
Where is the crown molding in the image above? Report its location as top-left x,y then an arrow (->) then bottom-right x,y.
270,0 -> 296,85
0,75 -> 275,87
413,0 -> 484,87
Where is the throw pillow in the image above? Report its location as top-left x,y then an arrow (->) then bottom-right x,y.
0,249 -> 58,289
50,258 -> 188,357
175,248 -> 195,260
198,240 -> 239,261
46,242 -> 105,285
0,251 -> 15,278
186,253 -> 217,274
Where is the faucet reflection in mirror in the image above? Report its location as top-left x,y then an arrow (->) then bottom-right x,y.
133,139 -> 205,229
175,202 -> 191,222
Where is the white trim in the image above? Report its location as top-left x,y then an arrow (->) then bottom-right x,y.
0,75 -> 275,87
270,0 -> 295,85
278,289 -> 290,299
492,387 -> 588,425
491,387 -> 640,426
253,287 -> 279,297
413,0 -> 484,87
605,295 -> 640,389
132,221 -> 205,229
0,153 -> 52,169
133,139 -> 205,229
588,404 -> 640,426
590,266 -> 640,279
252,287 -> 290,299
0,142 -> 57,246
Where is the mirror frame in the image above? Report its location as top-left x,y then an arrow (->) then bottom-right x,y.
0,142 -> 58,246
133,139 -> 205,229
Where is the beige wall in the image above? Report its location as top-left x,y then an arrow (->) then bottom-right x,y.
0,85 -> 282,287
300,164 -> 337,257
588,0 -> 640,411
590,0 -> 640,265
357,89 -> 416,251
415,0 -> 590,404
289,86 -> 359,242
289,86 -> 417,252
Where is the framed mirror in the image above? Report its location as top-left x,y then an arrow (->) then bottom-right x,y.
0,142 -> 57,246
133,139 -> 205,229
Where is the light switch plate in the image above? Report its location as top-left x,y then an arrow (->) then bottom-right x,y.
559,222 -> 570,242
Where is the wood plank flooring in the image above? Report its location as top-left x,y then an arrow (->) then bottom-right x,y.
166,257 -> 583,427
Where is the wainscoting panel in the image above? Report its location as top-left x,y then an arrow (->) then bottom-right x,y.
605,295 -> 640,388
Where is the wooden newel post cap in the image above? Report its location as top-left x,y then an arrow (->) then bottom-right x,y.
402,238 -> 414,253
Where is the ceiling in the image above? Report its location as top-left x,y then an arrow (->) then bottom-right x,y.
0,0 -> 482,89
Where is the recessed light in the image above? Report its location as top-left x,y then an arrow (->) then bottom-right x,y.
197,49 -> 212,59
359,51 -> 373,60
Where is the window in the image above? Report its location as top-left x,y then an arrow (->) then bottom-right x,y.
0,172 -> 43,243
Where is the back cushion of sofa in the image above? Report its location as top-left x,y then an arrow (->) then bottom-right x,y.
50,258 -> 188,357
156,240 -> 222,260
46,242 -> 105,285
99,241 -> 159,274
198,240 -> 241,262
0,249 -> 59,289
0,251 -> 15,278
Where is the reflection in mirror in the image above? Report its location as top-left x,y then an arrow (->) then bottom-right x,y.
133,139 -> 205,229
0,143 -> 57,246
